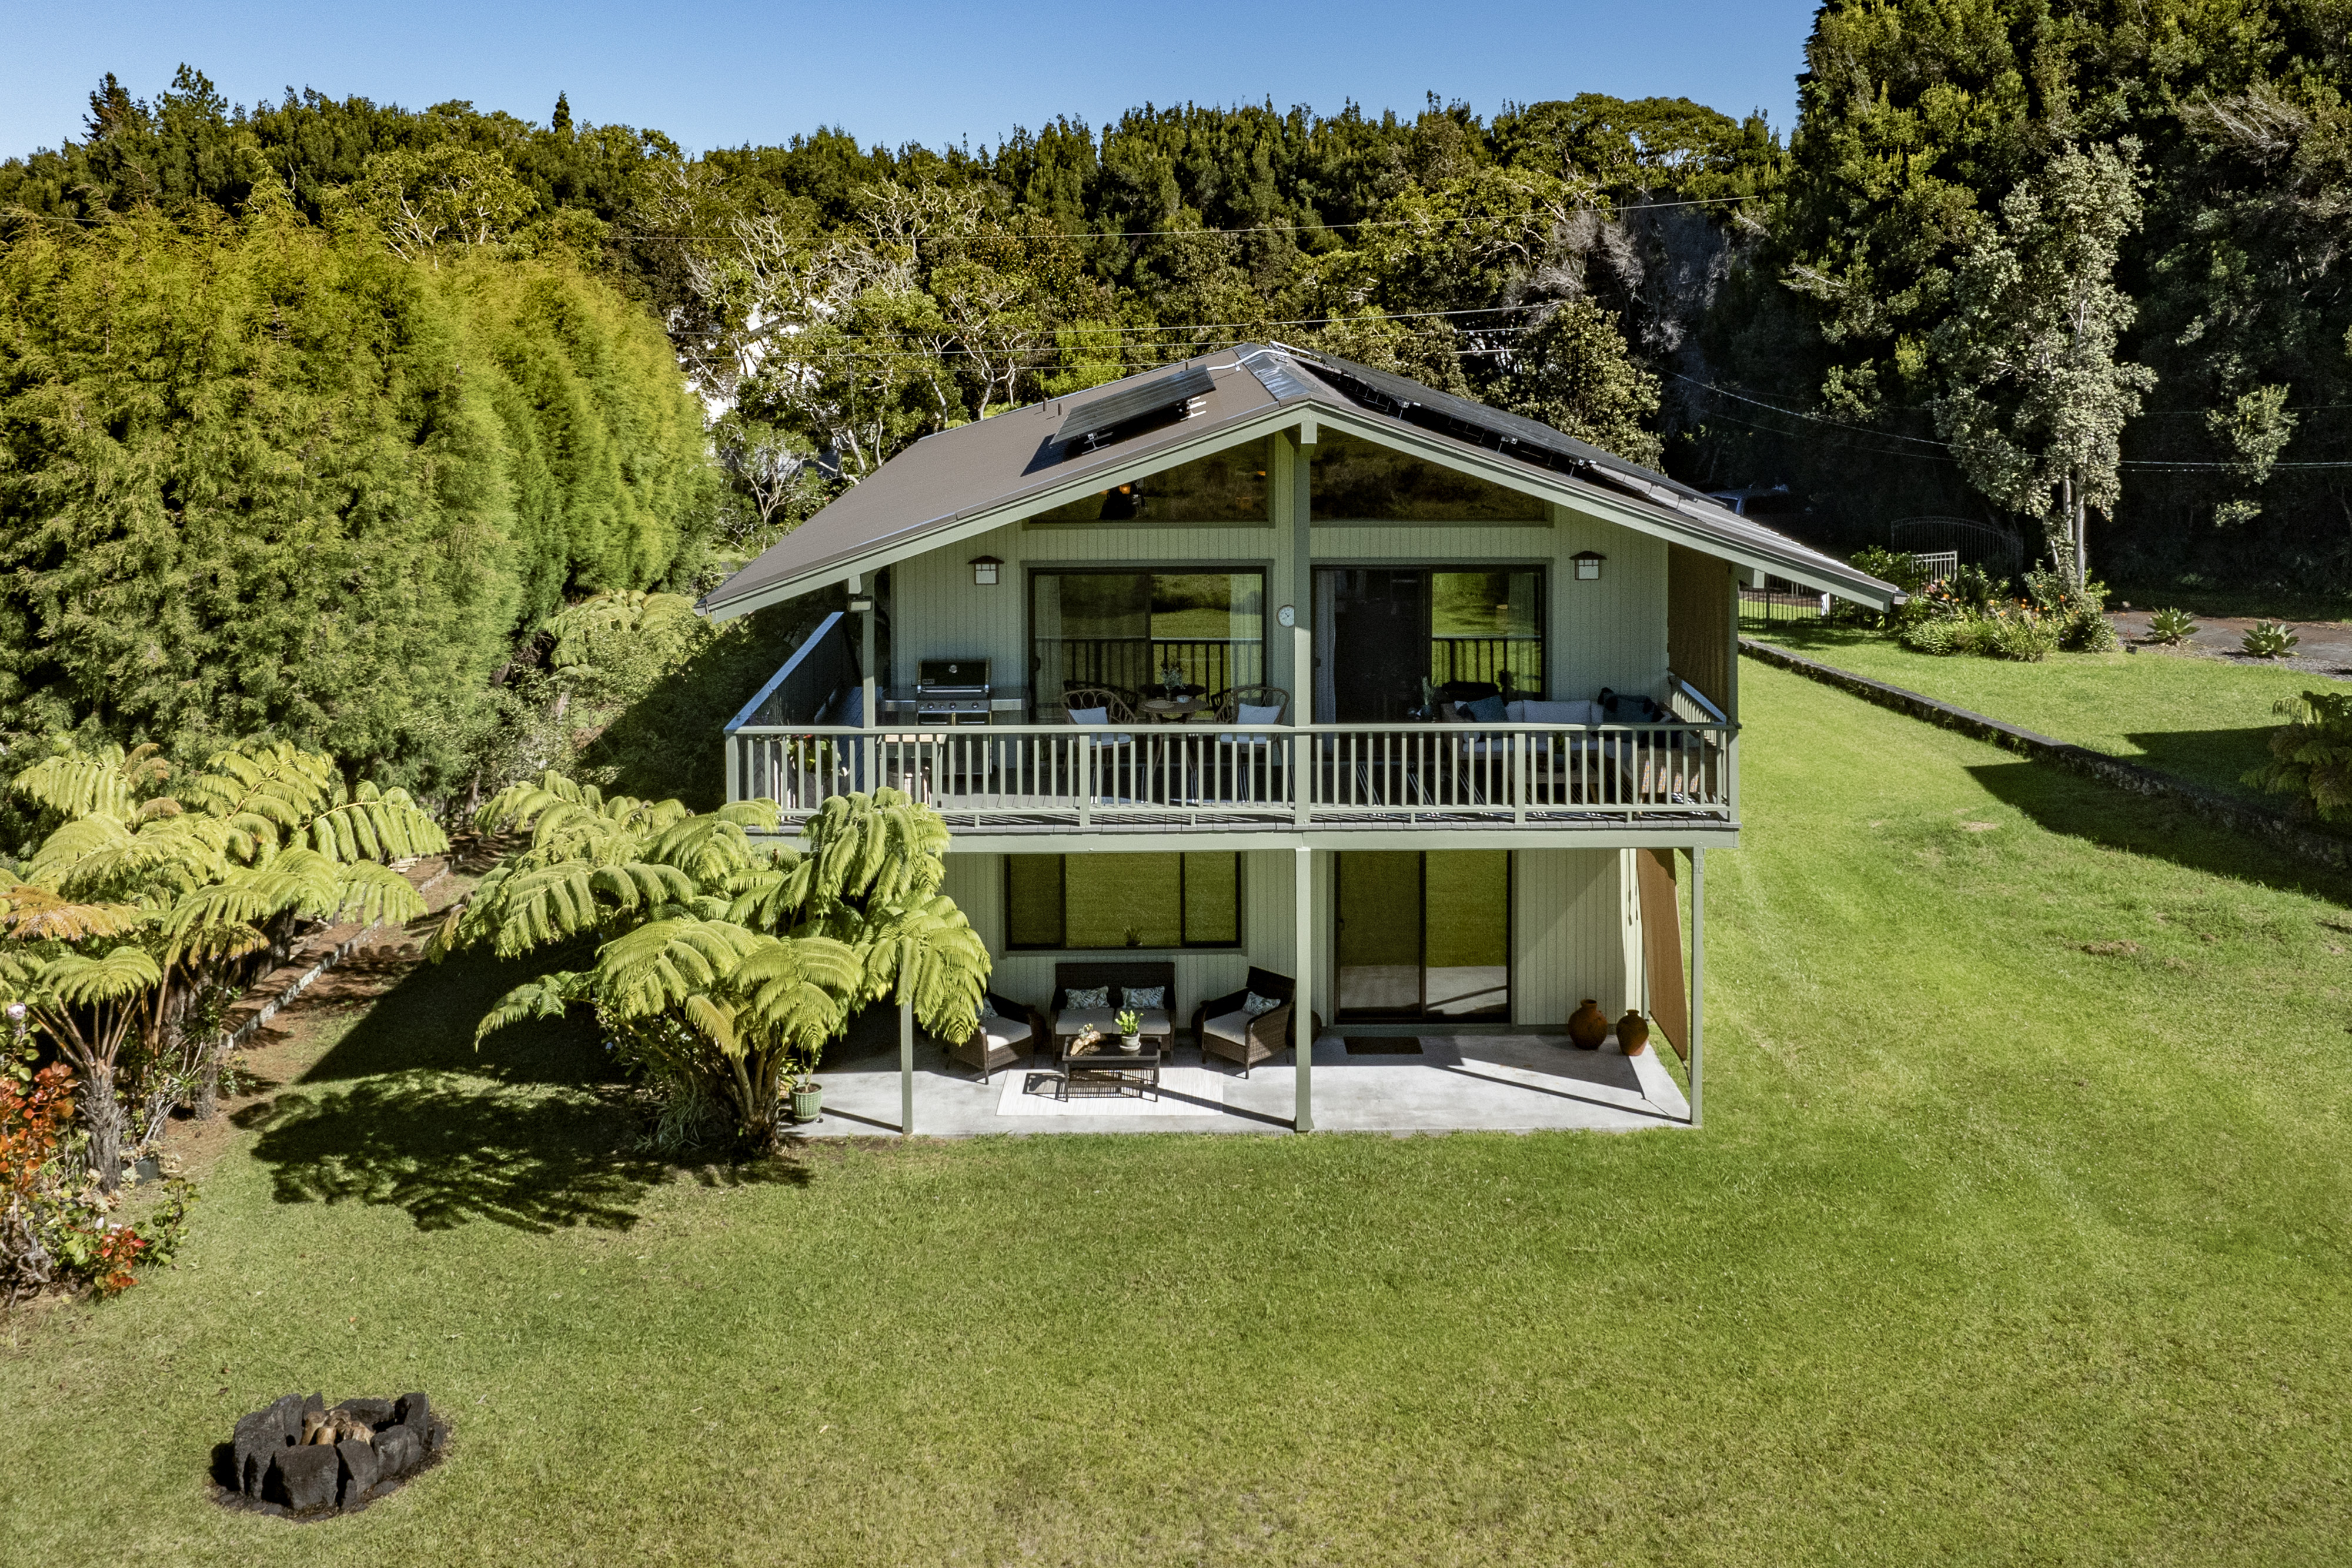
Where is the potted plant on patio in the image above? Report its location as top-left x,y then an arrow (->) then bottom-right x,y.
786,1042 -> 823,1125
1115,1009 -> 1142,1054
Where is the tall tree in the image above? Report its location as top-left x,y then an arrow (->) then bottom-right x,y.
1931,142 -> 2156,580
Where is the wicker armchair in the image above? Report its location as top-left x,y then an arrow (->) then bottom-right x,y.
948,991 -> 1048,1083
1190,966 -> 1320,1077
1210,684 -> 1289,724
1060,685 -> 1138,724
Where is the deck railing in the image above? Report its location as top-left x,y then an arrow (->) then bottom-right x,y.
726,717 -> 1735,831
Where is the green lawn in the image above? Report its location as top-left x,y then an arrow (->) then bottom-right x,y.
6,663 -> 2352,1564
1747,622 -> 2332,806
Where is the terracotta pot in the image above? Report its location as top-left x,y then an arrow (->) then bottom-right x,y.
1616,1010 -> 1651,1057
1567,999 -> 1609,1050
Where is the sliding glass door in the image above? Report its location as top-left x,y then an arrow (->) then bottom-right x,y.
1335,851 -> 1511,1020
1317,569 -> 1545,721
1032,570 -> 1265,711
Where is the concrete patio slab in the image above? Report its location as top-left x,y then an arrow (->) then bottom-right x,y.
788,1031 -> 1690,1139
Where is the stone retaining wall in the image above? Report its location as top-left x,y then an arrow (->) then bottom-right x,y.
221,858 -> 453,1049
1738,638 -> 2352,872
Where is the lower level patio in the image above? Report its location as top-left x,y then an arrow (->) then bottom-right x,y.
792,1028 -> 1692,1138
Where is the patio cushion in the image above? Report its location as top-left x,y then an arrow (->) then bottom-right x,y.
1464,693 -> 1509,723
1069,706 -> 1109,726
1201,1009 -> 1257,1048
1508,698 -> 1602,726
1055,1007 -> 1168,1038
1238,702 -> 1284,726
1242,991 -> 1283,1018
1065,987 -> 1110,1010
1121,985 -> 1166,1009
982,1016 -> 1032,1049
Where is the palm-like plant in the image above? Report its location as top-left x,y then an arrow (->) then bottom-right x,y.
2,738 -> 449,1178
453,778 -> 985,1149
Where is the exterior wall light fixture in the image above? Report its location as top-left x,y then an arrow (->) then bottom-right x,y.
970,555 -> 1003,586
1573,550 -> 1606,581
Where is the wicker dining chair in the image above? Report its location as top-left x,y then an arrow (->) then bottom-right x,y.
1210,684 -> 1289,723
1060,685 -> 1138,724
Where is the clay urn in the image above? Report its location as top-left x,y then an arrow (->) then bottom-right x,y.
1567,998 -> 1609,1050
1616,1009 -> 1652,1057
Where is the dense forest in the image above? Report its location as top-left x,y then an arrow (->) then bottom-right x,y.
2,0 -> 2347,803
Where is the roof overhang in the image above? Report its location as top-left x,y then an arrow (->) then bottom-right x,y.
700,346 -> 1901,619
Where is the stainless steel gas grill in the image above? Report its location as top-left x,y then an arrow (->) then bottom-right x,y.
913,659 -> 993,726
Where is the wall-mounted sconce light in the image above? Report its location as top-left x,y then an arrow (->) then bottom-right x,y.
969,555 -> 1003,586
848,594 -> 875,613
1572,550 -> 1606,581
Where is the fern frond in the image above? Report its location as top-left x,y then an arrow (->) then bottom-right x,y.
40,945 -> 163,1005
8,744 -> 169,821
593,918 -> 767,1019
1,885 -> 146,942
307,790 -> 450,863
475,971 -> 592,1044
181,740 -> 340,832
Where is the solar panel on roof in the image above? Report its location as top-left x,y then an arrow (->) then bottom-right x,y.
1053,363 -> 1216,447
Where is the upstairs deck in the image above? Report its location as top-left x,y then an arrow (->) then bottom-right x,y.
723,609 -> 1737,841
727,714 -> 1734,836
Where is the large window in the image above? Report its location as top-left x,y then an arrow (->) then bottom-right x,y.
1029,446 -> 1267,524
1006,853 -> 1241,950
1033,569 -> 1265,708
1309,432 -> 1547,521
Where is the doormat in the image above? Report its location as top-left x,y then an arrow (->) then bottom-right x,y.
1344,1037 -> 1423,1055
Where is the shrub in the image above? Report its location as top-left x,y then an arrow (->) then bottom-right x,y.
1849,547 -> 1931,596
1987,613 -> 2060,661
1899,618 -> 1964,656
2024,568 -> 2119,652
0,1060 -> 194,1306
2243,621 -> 2300,658
2147,607 -> 2197,644
2246,690 -> 2352,819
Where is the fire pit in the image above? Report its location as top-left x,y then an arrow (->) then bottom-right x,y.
213,1391 -> 451,1518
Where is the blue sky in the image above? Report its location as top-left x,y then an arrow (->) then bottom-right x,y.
2,0 -> 1823,160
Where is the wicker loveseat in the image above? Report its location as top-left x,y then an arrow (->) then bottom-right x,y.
948,990 -> 1050,1083
1189,967 -> 1321,1077
1048,961 -> 1177,1050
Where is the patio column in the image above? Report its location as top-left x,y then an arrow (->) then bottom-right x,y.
900,991 -> 915,1135
852,573 -> 877,731
1294,844 -> 1314,1132
1689,847 -> 1705,1128
900,935 -> 916,1135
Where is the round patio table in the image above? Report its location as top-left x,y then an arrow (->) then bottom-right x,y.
1140,694 -> 1211,723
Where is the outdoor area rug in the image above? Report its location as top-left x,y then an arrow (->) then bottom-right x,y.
997,1065 -> 1226,1116
1344,1037 -> 1424,1055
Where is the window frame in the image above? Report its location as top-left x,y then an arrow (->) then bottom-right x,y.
1028,563 -> 1272,717
1003,852 -> 1246,952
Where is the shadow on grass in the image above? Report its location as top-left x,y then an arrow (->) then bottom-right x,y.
1966,755 -> 2352,903
236,947 -> 806,1233
2119,726 -> 2307,804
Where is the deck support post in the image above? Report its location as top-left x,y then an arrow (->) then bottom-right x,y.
1689,847 -> 1705,1128
1294,844 -> 1314,1132
853,573 -> 876,734
900,988 -> 916,1136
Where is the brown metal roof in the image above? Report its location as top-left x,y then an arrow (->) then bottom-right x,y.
699,343 -> 1897,617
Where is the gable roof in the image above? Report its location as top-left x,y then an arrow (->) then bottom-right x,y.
699,343 -> 1899,618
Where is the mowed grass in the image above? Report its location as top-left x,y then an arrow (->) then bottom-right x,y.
1749,622 -> 2331,805
6,663 -> 2352,1565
